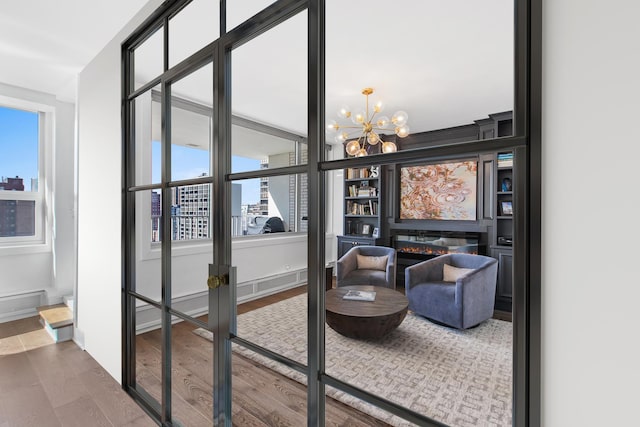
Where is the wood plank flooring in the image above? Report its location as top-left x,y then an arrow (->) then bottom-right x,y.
0,316 -> 155,427
0,287 -> 390,426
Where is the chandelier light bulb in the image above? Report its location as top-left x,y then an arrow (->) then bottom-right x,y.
396,125 -> 410,138
335,131 -> 349,143
337,106 -> 351,119
326,120 -> 338,134
345,140 -> 361,156
373,100 -> 384,113
391,110 -> 408,126
382,141 -> 398,153
367,132 -> 380,145
376,115 -> 390,127
355,148 -> 368,157
351,110 -> 366,125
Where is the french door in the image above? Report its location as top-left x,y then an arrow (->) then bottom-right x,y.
122,2 -> 312,425
123,1 -> 538,426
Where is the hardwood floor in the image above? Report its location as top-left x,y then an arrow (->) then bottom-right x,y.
0,316 -> 155,427
0,288 -> 390,426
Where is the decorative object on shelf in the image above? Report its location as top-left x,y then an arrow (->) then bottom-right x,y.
501,177 -> 512,192
370,165 -> 379,178
372,227 -> 380,238
327,87 -> 410,157
362,224 -> 371,235
501,201 -> 513,216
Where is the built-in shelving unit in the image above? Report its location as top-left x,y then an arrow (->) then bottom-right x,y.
338,166 -> 383,258
492,151 -> 514,312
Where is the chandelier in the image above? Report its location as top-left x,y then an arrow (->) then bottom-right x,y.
327,87 -> 410,157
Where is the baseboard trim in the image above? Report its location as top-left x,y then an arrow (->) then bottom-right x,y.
0,290 -> 45,323
135,269 -> 307,333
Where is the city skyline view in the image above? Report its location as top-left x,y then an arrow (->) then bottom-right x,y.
0,104 -> 261,205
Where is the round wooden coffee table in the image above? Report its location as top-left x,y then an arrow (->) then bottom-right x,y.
325,285 -> 408,339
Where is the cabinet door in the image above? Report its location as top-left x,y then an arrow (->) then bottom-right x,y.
492,248 -> 513,312
337,236 -> 378,258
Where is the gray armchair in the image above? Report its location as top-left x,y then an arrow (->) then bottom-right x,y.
336,246 -> 397,289
405,253 -> 498,329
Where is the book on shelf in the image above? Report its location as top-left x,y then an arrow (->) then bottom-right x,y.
497,153 -> 514,167
342,290 -> 376,301
346,167 -> 371,179
346,200 -> 378,216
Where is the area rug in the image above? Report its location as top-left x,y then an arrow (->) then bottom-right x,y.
194,294 -> 512,427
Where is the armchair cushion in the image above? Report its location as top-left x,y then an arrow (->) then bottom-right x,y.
357,254 -> 388,271
443,264 -> 474,282
336,245 -> 397,289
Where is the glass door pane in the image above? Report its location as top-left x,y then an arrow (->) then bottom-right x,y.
167,59 -> 216,423
229,9 -> 309,424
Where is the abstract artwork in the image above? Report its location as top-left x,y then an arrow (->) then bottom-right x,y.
400,160 -> 477,220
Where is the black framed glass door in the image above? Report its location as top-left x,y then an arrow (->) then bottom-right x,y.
122,1 -> 540,426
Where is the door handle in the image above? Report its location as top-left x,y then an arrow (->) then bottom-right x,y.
207,274 -> 228,289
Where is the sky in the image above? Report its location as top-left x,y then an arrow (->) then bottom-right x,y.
151,141 -> 260,205
0,105 -> 260,203
0,106 -> 39,192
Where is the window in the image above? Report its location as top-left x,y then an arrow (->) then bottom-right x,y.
0,102 -> 45,245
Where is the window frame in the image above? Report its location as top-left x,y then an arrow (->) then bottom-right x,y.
135,90 -> 310,260
0,95 -> 53,252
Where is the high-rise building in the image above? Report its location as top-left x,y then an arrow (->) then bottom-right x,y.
151,191 -> 161,242
171,182 -> 210,240
0,176 -> 25,191
0,177 -> 35,237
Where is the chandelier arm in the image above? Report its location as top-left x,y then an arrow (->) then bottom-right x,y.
336,125 -> 364,130
371,125 -> 394,132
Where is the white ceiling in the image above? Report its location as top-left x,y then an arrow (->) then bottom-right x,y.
1,0 -> 514,141
0,0 -> 149,102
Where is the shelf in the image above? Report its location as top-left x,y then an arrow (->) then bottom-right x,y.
497,216 -> 513,219
345,196 -> 377,200
345,214 -> 379,218
345,178 -> 378,182
497,191 -> 513,195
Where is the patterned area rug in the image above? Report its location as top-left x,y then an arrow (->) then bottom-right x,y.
194,294 -> 512,427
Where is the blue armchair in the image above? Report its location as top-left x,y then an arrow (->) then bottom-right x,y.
336,246 -> 397,289
405,253 -> 498,329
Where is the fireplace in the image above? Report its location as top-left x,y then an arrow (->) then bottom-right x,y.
394,231 -> 479,257
393,231 -> 484,286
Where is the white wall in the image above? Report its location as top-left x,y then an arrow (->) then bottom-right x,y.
75,0 -> 640,423
0,83 -> 75,312
52,100 -> 76,298
542,1 -> 640,425
76,0 -> 163,382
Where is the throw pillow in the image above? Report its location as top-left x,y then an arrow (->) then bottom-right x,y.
356,254 -> 388,271
443,264 -> 474,282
